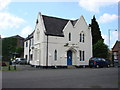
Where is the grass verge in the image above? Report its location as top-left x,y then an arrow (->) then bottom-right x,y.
0,65 -> 21,71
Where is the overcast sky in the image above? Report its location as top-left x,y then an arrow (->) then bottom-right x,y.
0,0 -> 118,48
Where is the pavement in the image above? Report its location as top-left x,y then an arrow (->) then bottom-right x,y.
2,66 -> 119,88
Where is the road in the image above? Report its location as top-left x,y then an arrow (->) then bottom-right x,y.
2,67 -> 118,88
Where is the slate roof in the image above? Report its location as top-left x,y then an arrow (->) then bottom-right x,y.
25,14 -> 78,40
42,15 -> 78,37
25,30 -> 34,41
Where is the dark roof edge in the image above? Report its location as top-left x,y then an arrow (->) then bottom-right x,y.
112,40 -> 120,51
45,33 -> 64,37
3,35 -> 24,39
25,30 -> 35,41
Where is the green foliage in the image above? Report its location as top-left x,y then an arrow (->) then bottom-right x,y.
90,16 -> 109,59
15,47 -> 24,56
93,40 -> 109,59
2,37 -> 24,61
91,16 -> 103,45
2,37 -> 17,61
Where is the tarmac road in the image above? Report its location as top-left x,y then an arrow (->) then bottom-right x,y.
2,67 -> 118,88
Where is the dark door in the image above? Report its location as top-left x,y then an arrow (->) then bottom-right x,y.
67,50 -> 72,65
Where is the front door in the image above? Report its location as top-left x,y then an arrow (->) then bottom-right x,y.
67,50 -> 72,65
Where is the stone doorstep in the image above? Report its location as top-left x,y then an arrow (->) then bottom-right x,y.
67,65 -> 76,69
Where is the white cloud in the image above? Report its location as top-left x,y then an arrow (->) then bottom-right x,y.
21,26 -> 33,37
97,13 -> 118,23
0,12 -> 25,29
79,0 -> 119,13
0,35 -> 6,38
0,0 -> 11,10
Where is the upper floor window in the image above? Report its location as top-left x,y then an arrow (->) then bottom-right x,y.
26,41 -> 28,47
69,33 -> 71,41
54,50 -> 57,61
82,34 -> 84,42
32,39 -> 34,45
80,33 -> 82,42
80,32 -> 85,43
36,19 -> 38,24
29,40 -> 31,46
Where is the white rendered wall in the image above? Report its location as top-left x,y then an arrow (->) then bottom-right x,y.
27,13 -> 92,66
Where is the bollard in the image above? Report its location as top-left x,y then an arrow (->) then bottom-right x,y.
14,63 -> 16,70
14,65 -> 16,70
8,65 -> 10,70
8,62 -> 11,70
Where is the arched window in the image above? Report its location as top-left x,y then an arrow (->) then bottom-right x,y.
79,50 -> 82,61
80,32 -> 85,43
69,33 -> 71,41
79,50 -> 85,61
82,34 -> 84,43
54,50 -> 57,60
83,51 -> 85,61
80,33 -> 82,42
26,41 -> 28,47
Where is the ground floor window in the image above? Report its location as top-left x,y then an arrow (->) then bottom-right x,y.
30,54 -> 33,61
54,50 -> 57,61
79,50 -> 85,61
25,55 -> 27,60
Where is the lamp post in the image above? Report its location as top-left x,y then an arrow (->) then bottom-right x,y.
108,29 -> 117,67
108,29 -> 117,49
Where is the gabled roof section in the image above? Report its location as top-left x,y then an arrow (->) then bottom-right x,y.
71,19 -> 78,26
3,35 -> 24,40
25,30 -> 35,41
112,41 -> 120,52
42,15 -> 78,37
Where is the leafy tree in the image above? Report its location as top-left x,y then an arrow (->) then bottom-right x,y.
90,15 -> 109,59
2,37 -> 24,61
2,37 -> 17,61
15,47 -> 24,57
90,15 -> 103,45
93,40 -> 109,59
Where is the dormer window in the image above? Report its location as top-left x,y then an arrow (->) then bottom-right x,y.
69,33 -> 71,41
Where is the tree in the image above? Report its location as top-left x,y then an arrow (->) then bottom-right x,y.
90,15 -> 103,45
93,40 -> 109,59
15,47 -> 24,57
2,37 -> 17,61
2,37 -> 24,61
90,15 -> 109,59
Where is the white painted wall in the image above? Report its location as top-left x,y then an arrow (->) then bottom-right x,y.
24,13 -> 92,66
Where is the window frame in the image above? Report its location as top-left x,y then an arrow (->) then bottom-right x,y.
69,33 -> 71,41
54,50 -> 57,61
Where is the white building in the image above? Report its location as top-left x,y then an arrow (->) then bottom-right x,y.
24,12 -> 92,68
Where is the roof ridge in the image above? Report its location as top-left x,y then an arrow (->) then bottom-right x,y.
42,14 -> 78,21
